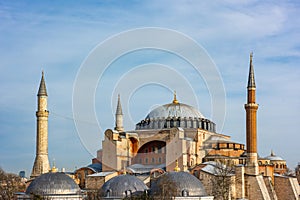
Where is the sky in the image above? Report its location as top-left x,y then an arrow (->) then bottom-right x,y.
0,0 -> 299,176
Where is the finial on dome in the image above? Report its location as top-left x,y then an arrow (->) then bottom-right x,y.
174,160 -> 180,172
271,149 -> 275,156
173,91 -> 179,104
50,159 -> 58,173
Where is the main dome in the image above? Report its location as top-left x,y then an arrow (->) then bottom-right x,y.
145,102 -> 205,119
136,95 -> 216,132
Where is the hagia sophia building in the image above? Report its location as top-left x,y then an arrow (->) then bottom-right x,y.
17,54 -> 299,200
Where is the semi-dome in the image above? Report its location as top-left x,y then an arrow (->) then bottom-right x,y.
26,172 -> 81,195
150,171 -> 207,197
99,174 -> 148,198
146,102 -> 204,119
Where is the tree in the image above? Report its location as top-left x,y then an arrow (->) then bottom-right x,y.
150,174 -> 177,200
0,168 -> 26,200
284,167 -> 295,176
211,159 -> 235,200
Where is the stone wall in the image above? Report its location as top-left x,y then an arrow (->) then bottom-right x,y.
86,176 -> 105,190
263,176 -> 277,200
245,174 -> 271,200
274,175 -> 300,200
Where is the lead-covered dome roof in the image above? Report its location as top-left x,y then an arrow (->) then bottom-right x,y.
26,172 -> 80,195
99,175 -> 148,198
136,94 -> 216,132
146,102 -> 204,119
264,151 -> 284,161
150,171 -> 207,197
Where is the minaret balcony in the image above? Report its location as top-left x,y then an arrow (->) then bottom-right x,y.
36,110 -> 49,117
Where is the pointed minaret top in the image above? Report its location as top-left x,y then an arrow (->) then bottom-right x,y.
247,52 -> 256,88
38,71 -> 48,96
172,90 -> 179,104
116,94 -> 123,115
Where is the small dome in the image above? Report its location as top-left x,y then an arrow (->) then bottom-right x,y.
265,151 -> 284,161
99,175 -> 148,198
26,172 -> 80,195
146,103 -> 204,119
151,171 -> 207,197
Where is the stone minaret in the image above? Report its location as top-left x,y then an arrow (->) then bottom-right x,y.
114,94 -> 124,132
31,71 -> 50,178
244,53 -> 259,175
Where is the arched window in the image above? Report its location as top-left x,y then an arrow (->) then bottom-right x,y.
182,190 -> 189,197
125,190 -> 132,197
106,189 -> 112,197
151,146 -> 155,153
158,145 -> 162,153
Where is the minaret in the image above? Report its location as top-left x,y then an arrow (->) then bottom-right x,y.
244,53 -> 259,175
31,71 -> 50,178
114,94 -> 124,132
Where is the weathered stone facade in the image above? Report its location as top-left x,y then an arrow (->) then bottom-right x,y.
274,175 -> 300,200
85,171 -> 118,190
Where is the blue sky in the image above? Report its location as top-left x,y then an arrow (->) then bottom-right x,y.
0,0 -> 299,176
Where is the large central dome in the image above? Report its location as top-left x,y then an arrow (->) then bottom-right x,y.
145,102 -> 204,119
135,93 -> 216,133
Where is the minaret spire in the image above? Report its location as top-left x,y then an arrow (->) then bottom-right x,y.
115,94 -> 124,132
116,94 -> 123,115
244,53 -> 259,175
38,71 -> 48,96
31,71 -> 50,178
247,52 -> 256,88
